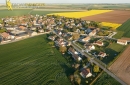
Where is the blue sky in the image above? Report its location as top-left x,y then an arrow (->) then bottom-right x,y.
1,0 -> 130,3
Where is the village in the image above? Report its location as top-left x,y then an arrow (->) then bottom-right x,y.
0,14 -> 129,84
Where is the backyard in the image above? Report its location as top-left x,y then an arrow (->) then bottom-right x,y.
0,34 -> 71,85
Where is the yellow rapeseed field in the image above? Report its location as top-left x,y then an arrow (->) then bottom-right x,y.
47,10 -> 113,18
101,22 -> 121,29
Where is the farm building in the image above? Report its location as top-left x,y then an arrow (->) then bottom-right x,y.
117,39 -> 127,45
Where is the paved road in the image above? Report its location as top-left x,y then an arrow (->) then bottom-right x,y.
53,31 -> 127,85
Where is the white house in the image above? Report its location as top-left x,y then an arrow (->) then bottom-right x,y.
117,39 -> 127,45
82,36 -> 90,42
48,36 -> 56,41
85,45 -> 95,52
80,68 -> 92,78
98,52 -> 107,58
31,32 -> 38,36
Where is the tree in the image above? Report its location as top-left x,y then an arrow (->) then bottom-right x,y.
73,33 -> 80,40
48,41 -> 54,46
75,78 -> 81,85
80,30 -> 84,34
59,46 -> 67,53
93,65 -> 99,72
69,75 -> 74,82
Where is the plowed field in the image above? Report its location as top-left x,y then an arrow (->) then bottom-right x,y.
109,45 -> 130,85
81,10 -> 130,24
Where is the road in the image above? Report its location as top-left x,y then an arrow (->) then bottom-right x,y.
53,30 -> 127,85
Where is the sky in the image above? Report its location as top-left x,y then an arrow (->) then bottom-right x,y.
1,0 -> 130,3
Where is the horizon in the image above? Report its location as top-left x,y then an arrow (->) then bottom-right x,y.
0,0 -> 130,4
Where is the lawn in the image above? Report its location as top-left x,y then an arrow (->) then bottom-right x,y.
0,34 -> 71,85
107,43 -> 126,52
93,72 -> 121,85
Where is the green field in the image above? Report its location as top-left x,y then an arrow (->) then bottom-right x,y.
107,43 -> 126,52
93,72 -> 121,85
114,19 -> 130,38
0,34 -> 71,85
0,9 -> 32,17
0,9 -> 78,18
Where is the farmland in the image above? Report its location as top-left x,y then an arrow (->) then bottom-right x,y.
47,10 -> 113,18
0,34 -> 71,85
115,19 -> 130,38
109,45 -> 130,85
0,9 -> 78,18
81,10 -> 130,24
30,10 -> 78,15
101,22 -> 121,30
0,9 -> 32,18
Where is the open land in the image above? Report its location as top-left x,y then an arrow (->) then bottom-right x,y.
0,34 -> 71,85
109,45 -> 130,85
113,19 -> 130,38
81,10 -> 130,24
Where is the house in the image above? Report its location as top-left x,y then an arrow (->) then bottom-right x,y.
31,32 -> 37,36
1,32 -> 15,40
68,47 -> 75,54
39,29 -> 44,33
98,52 -> 107,58
48,36 -> 56,41
93,41 -> 104,46
72,54 -> 82,61
55,38 -> 65,47
1,32 -> 10,40
80,68 -> 92,78
85,44 -> 95,52
82,36 -> 90,42
18,26 -> 26,30
57,30 -> 62,35
68,47 -> 82,61
89,29 -> 96,36
117,39 -> 127,45
65,34 -> 73,41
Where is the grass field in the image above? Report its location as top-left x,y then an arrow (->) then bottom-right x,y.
93,72 -> 121,85
0,34 -> 71,85
0,9 -> 32,18
115,19 -> 130,38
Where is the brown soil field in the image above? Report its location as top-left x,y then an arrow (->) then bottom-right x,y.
81,10 -> 130,24
109,45 -> 130,85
